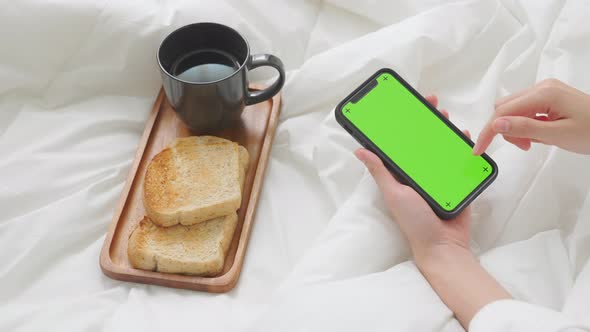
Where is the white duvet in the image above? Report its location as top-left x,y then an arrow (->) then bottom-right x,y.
1,0 -> 590,331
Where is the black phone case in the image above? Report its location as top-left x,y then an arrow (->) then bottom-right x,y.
335,68 -> 498,220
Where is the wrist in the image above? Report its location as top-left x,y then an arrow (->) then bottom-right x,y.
413,243 -> 511,329
414,243 -> 474,274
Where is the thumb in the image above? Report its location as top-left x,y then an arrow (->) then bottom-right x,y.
492,116 -> 558,142
355,148 -> 402,194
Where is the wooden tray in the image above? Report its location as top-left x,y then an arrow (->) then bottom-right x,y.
100,85 -> 280,293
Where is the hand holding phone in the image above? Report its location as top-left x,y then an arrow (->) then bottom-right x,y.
353,93 -> 472,252
336,68 -> 497,219
352,95 -> 512,331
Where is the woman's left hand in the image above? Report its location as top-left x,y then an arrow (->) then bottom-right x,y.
354,95 -> 511,328
354,95 -> 472,266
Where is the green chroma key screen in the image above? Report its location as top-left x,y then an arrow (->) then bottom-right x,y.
343,72 -> 493,211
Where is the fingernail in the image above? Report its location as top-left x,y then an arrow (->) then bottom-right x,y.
494,119 -> 510,133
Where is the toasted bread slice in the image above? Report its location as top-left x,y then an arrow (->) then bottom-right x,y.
173,136 -> 249,189
144,137 -> 248,227
128,213 -> 237,276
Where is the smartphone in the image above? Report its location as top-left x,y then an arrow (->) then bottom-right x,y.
335,68 -> 497,220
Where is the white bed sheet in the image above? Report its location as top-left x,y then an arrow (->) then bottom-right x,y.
1,0 -> 590,331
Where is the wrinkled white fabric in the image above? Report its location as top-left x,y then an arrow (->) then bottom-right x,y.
1,0 -> 589,331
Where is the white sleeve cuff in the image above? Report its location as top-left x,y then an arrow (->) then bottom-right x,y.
469,299 -> 590,332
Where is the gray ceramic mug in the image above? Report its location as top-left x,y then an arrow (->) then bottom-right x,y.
157,22 -> 285,133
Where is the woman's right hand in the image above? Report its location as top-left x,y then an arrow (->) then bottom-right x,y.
473,79 -> 590,155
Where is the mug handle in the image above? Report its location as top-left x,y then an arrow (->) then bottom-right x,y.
245,54 -> 285,105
